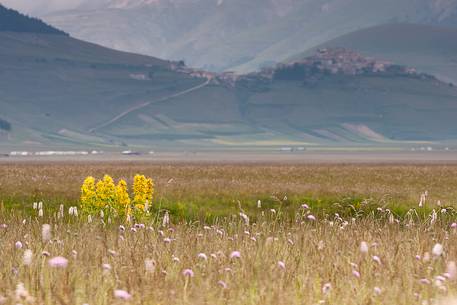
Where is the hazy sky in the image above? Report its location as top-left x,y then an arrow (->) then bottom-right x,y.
1,0 -> 88,15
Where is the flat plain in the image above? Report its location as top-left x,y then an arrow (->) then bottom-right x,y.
1,154 -> 457,304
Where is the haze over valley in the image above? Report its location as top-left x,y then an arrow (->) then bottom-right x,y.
1,1 -> 457,152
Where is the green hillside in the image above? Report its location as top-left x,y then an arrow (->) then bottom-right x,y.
0,31 -> 204,148
100,71 -> 457,146
2,31 -> 457,149
2,8 -> 457,150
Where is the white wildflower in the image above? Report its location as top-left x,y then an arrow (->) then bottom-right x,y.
360,241 -> 369,254
42,224 -> 51,242
23,250 -> 33,266
145,259 -> 156,273
432,243 -> 444,257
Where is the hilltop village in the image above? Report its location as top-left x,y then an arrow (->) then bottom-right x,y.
171,48 -> 433,88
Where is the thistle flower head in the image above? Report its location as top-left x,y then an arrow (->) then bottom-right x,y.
42,224 -> 51,242
217,280 -> 228,289
15,283 -> 32,301
359,241 -> 369,254
145,259 -> 156,273
277,261 -> 286,270
48,256 -> 68,268
102,263 -> 112,272
322,283 -> 332,295
433,243 -> 444,257
182,269 -> 194,277
239,213 -> 249,225
114,289 -> 132,301
307,215 -> 316,221
230,251 -> 241,259
23,249 -> 33,266
447,261 -> 457,280
372,255 -> 381,265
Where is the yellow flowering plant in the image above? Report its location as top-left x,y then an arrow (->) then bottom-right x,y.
80,174 -> 154,220
80,176 -> 97,213
96,175 -> 117,207
133,174 -> 154,212
115,179 -> 131,217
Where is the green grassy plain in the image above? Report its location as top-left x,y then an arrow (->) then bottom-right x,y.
1,161 -> 456,221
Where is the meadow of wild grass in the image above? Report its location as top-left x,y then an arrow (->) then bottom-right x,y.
2,161 -> 457,219
1,161 -> 457,304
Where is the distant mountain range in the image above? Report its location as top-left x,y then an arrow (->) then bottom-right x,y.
1,4 -> 457,150
38,0 -> 457,72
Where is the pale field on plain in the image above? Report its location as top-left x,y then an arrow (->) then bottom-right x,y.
1,160 -> 457,304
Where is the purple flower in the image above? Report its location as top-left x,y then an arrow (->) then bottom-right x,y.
102,263 -> 112,272
230,251 -> 241,259
372,255 -> 381,265
277,261 -> 286,270
48,256 -> 68,268
182,269 -> 194,277
419,278 -> 431,285
114,289 -> 132,300
373,287 -> 382,295
217,280 -> 228,289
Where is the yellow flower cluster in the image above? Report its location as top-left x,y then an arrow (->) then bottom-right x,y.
80,174 -> 154,218
81,176 -> 96,208
95,175 -> 116,206
133,174 -> 154,211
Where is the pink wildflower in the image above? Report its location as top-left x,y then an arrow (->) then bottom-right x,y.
217,280 -> 228,289
182,269 -> 194,277
48,256 -> 68,268
277,261 -> 286,270
230,251 -> 241,259
114,289 -> 132,300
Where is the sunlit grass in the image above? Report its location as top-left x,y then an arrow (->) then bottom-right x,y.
1,161 -> 457,304
1,209 -> 457,305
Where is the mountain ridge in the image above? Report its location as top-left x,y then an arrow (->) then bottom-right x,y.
0,4 -> 67,35
39,0 -> 457,72
2,5 -> 457,149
